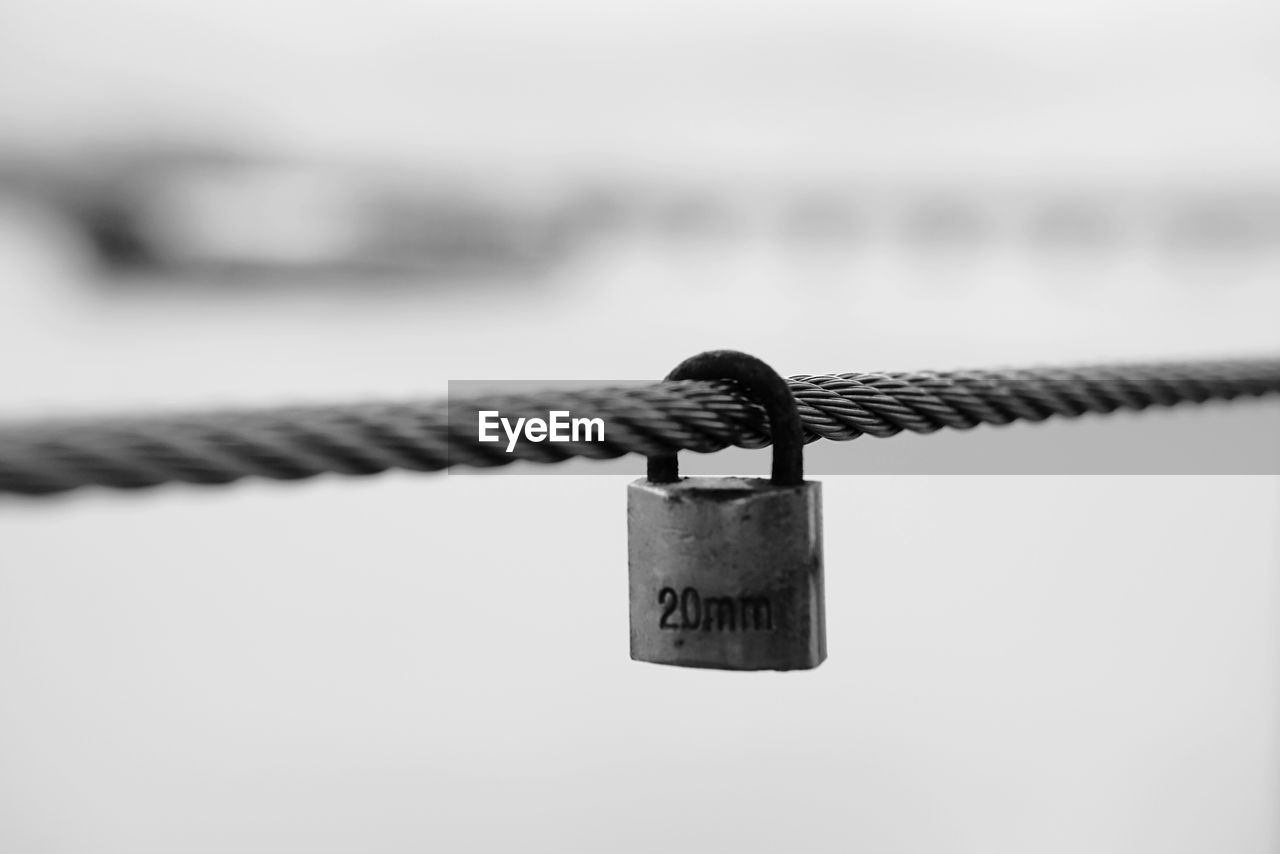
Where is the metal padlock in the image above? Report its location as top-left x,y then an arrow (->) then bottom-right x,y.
628,351 -> 826,671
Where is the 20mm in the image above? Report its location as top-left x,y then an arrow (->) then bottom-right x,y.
657,586 -> 774,633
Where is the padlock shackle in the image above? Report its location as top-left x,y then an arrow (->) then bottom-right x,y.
646,350 -> 804,486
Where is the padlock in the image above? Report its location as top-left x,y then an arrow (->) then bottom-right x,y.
628,351 -> 826,671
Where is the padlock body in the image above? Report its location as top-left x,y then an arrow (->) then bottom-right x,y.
628,477 -> 825,670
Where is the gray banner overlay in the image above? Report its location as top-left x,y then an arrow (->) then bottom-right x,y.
448,380 -> 1280,475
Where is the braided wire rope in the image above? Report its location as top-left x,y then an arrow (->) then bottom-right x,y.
1,357 -> 1278,495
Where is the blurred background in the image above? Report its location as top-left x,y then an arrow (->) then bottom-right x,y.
1,0 -> 1278,851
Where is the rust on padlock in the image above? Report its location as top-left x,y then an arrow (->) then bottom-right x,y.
627,350 -> 827,671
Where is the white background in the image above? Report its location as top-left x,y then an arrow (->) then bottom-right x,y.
2,0 -> 1279,850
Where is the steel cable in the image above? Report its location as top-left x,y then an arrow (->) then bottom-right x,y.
1,357 -> 1278,495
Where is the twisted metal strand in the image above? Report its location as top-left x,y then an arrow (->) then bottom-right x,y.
1,358 -> 1278,495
